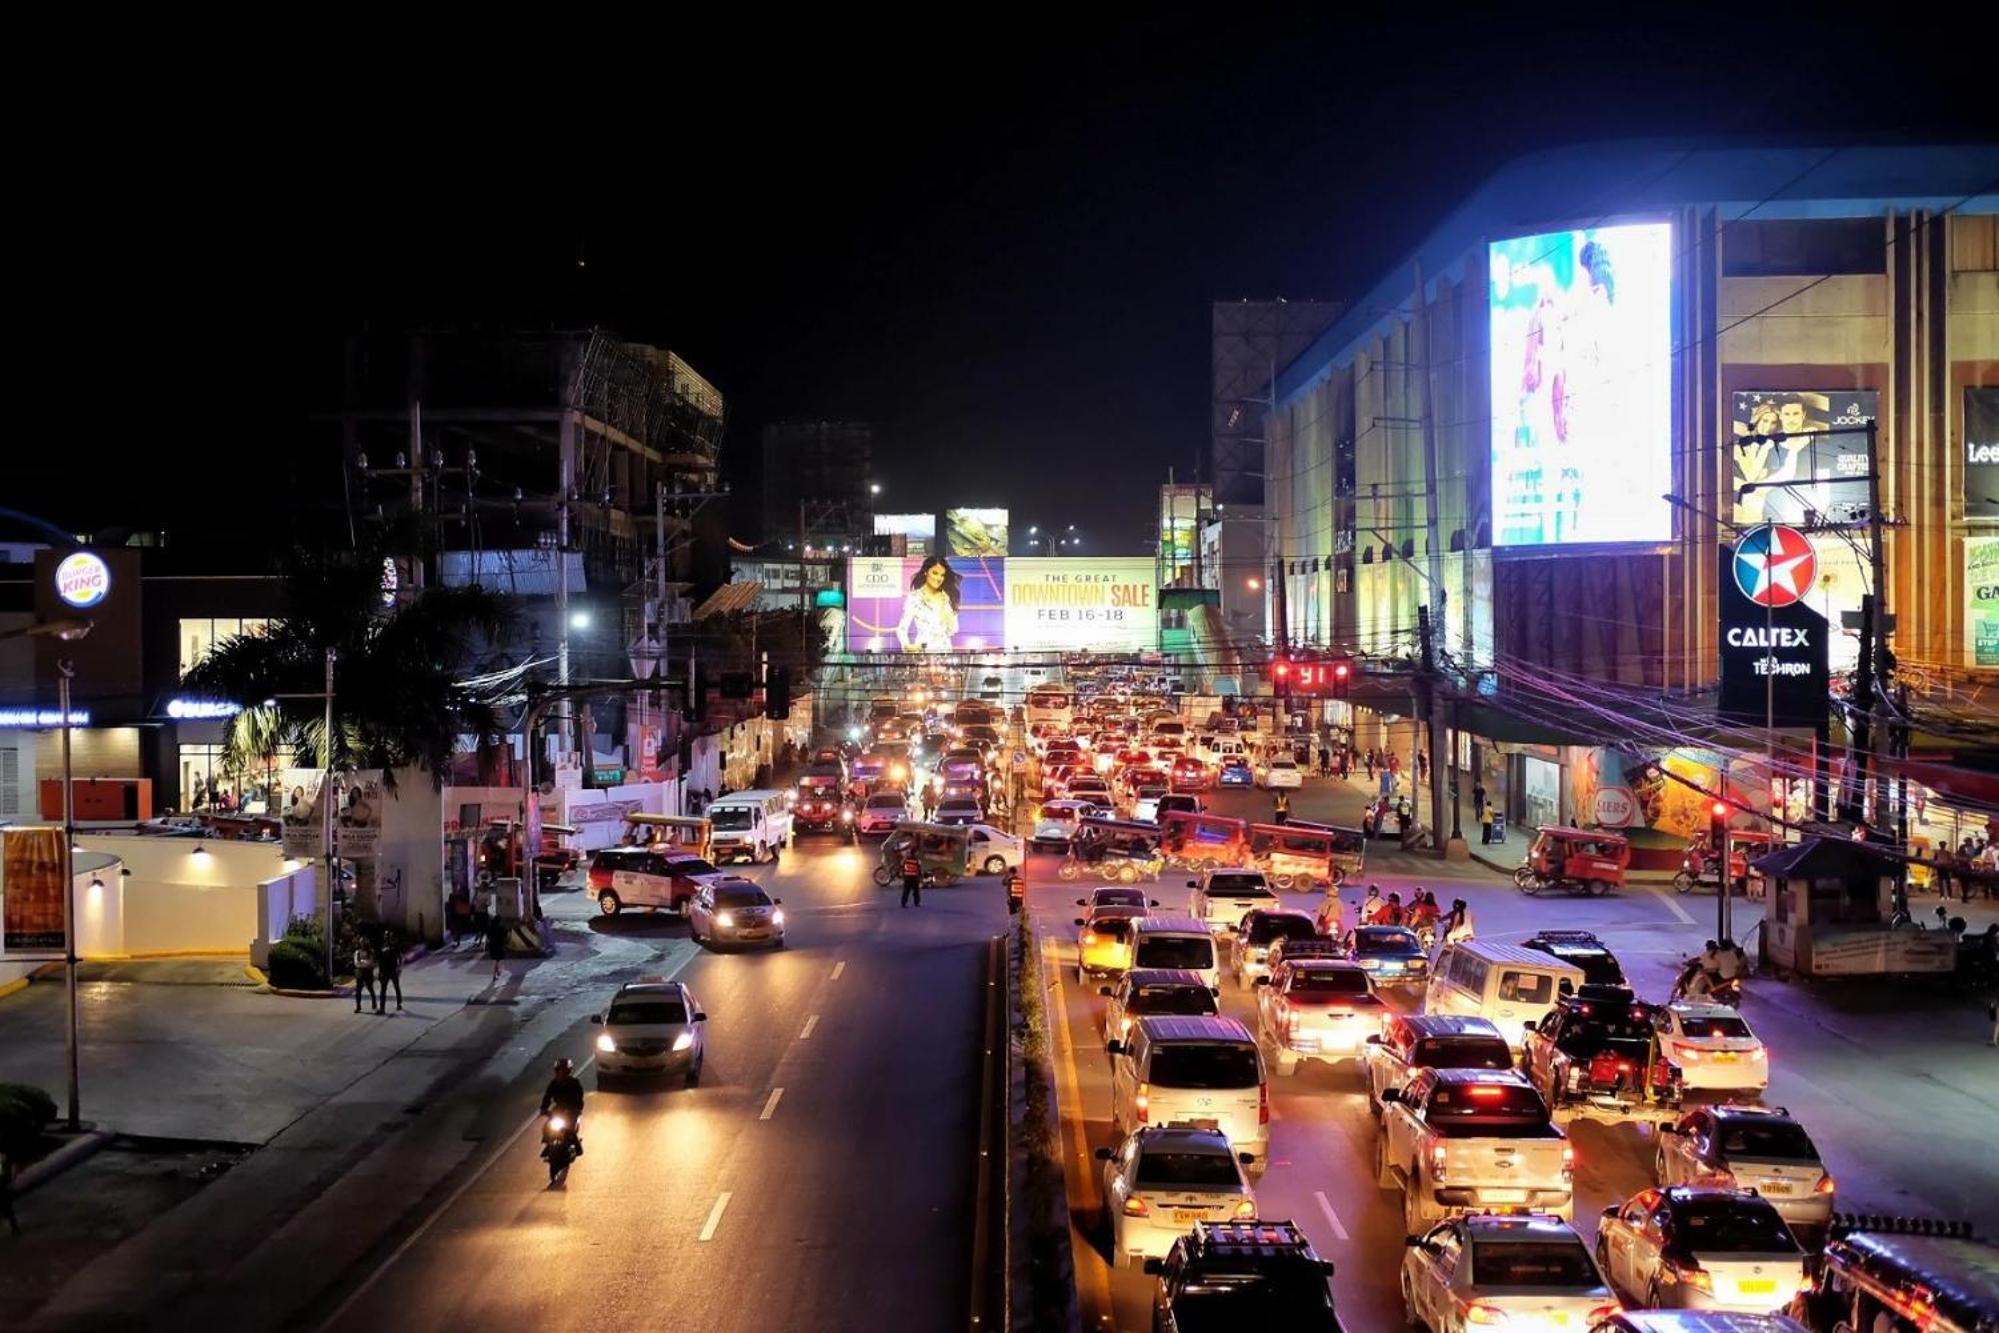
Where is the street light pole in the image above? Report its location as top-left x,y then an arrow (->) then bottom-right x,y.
58,660 -> 81,1131
322,648 -> 337,984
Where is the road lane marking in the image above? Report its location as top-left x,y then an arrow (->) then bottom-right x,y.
800,1014 -> 819,1040
1314,1190 -> 1350,1241
1646,885 -> 1696,926
831,960 -> 846,980
1043,936 -> 1116,1327
759,1087 -> 785,1120
699,1191 -> 732,1241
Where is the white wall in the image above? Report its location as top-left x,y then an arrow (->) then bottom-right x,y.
373,772 -> 443,942
74,834 -> 272,956
252,865 -> 318,967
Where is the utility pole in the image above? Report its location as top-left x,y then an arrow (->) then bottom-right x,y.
321,648 -> 338,986
799,499 -> 811,661
1864,420 -> 1892,840
1413,263 -> 1460,859
58,661 -> 80,1130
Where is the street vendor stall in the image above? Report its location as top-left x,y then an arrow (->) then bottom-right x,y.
1755,836 -> 1956,978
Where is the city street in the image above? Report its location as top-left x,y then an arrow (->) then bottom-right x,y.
317,833 -> 1006,1333
1030,772 -> 1999,1333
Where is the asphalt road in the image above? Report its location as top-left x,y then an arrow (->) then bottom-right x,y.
321,834 -> 1006,1333
1034,777 -> 1999,1333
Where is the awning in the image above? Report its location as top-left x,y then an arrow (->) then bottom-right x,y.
692,581 -> 764,619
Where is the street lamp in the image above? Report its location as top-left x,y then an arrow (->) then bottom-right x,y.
869,483 -> 882,496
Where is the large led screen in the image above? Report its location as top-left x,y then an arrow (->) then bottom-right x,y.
846,556 -> 1005,653
1004,558 -> 1158,653
943,508 -> 1009,556
1490,221 -> 1674,546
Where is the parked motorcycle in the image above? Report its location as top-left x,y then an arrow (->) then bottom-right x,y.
541,1113 -> 579,1186
1669,958 -> 1743,1007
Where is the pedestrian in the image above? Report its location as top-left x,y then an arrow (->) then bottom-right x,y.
376,931 -> 403,1012
1317,744 -> 1331,776
353,935 -> 377,1014
1273,790 -> 1290,825
485,911 -> 509,981
1472,781 -> 1487,821
900,848 -> 924,908
1364,749 -> 1376,780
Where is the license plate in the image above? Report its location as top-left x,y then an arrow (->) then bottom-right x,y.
1173,1209 -> 1205,1224
1738,1279 -> 1776,1295
1187,1118 -> 1220,1131
740,928 -> 769,938
1761,1182 -> 1794,1195
1711,1051 -> 1739,1062
1482,1189 -> 1527,1204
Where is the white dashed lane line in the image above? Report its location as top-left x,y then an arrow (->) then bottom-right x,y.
831,961 -> 846,980
800,1014 -> 819,1040
699,1191 -> 732,1241
759,1087 -> 785,1121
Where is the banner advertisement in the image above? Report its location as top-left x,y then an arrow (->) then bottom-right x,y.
281,768 -> 328,860
1,827 -> 67,954
1968,537 -> 1999,668
1731,390 -> 1878,527
845,556 -> 1006,653
943,508 -> 1009,557
1968,387 -> 1999,519
1005,558 -> 1159,653
335,771 -> 385,859
1489,222 -> 1674,547
873,512 -> 937,557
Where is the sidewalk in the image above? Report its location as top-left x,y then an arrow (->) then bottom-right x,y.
5,913 -> 674,1331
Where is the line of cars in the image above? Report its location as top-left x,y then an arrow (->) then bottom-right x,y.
1069,854 -> 1850,1328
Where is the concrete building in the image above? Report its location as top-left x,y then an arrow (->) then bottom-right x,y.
1212,300 -> 1346,508
1263,139 -> 1999,853
760,421 -> 874,547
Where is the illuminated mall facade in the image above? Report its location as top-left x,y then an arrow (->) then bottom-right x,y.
1262,140 -> 1999,856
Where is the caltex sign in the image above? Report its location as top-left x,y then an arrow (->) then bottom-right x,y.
54,551 -> 111,609
1732,525 -> 1816,609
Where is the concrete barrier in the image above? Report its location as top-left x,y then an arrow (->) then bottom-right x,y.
1007,914 -> 1082,1333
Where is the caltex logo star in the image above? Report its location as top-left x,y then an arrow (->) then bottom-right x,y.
1733,524 -> 1817,608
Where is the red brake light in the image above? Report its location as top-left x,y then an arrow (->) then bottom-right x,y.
1467,1085 -> 1507,1100
1562,1143 -> 1576,1179
1121,1195 -> 1150,1217
1258,1082 -> 1270,1125
1815,1173 -> 1836,1195
1463,1304 -> 1508,1326
1135,1083 -> 1149,1123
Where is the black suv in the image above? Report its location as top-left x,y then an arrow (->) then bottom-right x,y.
1519,929 -> 1628,987
1143,1220 -> 1345,1331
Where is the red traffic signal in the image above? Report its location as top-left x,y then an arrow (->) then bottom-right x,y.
1710,800 -> 1729,819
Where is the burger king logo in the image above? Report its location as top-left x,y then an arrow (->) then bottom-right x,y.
55,552 -> 111,609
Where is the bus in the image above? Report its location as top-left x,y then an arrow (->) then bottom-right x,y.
1024,685 -> 1073,737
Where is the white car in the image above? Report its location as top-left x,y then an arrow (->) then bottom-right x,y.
1032,799 -> 1091,850
1595,1187 -> 1806,1313
1096,1125 -> 1256,1267
1255,757 -> 1304,790
964,823 -> 1024,875
1655,1003 -> 1769,1093
1402,1213 -> 1617,1333
590,979 -> 707,1086
1186,867 -> 1279,935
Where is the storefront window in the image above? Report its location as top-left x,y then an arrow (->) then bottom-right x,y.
179,742 -> 293,813
1522,755 -> 1560,830
179,618 -> 270,678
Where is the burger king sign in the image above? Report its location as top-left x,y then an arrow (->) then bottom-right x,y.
55,551 -> 111,609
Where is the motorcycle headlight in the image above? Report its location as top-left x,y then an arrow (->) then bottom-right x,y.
595,1032 -> 617,1053
547,1116 -> 567,1133
672,1031 -> 695,1052
716,911 -> 735,928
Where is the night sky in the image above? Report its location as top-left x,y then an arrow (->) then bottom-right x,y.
18,13 -> 1991,552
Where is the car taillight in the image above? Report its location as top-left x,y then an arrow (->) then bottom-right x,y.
1561,1143 -> 1575,1179
1462,1302 -> 1508,1325
1430,1143 -> 1448,1180
1135,1083 -> 1149,1123
1587,1303 -> 1621,1323
1121,1195 -> 1150,1216
1815,1173 -> 1837,1195
1663,1262 -> 1712,1293
1258,1082 -> 1270,1125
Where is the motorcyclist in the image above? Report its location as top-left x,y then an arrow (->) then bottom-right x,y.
1407,890 -> 1440,930
540,1057 -> 585,1152
1442,898 -> 1475,945
1359,884 -> 1387,925
1383,892 -> 1406,926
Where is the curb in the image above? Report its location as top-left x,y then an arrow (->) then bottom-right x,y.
244,965 -> 268,986
264,983 -> 354,999
1007,917 -> 1083,1333
0,975 -> 29,1001
14,1127 -> 115,1197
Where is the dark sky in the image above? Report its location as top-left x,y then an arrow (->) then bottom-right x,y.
19,12 -> 1992,552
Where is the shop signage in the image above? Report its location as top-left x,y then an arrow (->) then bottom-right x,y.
54,551 -> 111,609
1718,539 -> 1829,728
1965,388 -> 1999,519
1967,537 -> 1999,668
1592,786 -> 1638,828
2,827 -> 68,954
166,698 -> 243,720
0,708 -> 90,728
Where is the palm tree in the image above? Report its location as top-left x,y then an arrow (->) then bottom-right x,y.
182,546 -> 510,788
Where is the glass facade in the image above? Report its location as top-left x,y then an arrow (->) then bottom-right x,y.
178,617 -> 270,678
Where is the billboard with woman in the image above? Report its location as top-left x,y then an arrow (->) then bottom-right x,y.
846,555 -> 1006,653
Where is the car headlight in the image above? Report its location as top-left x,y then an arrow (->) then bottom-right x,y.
596,1032 -> 617,1053
672,1031 -> 695,1052
772,909 -> 785,926
716,911 -> 735,928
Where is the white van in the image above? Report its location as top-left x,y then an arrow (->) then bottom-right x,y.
705,790 -> 794,864
1424,941 -> 1585,1049
1129,915 -> 1221,992
1107,1015 -> 1268,1169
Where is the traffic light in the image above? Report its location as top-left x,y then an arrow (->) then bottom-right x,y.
1331,658 -> 1353,698
766,664 -> 792,720
1271,658 -> 1291,698
1709,799 -> 1730,849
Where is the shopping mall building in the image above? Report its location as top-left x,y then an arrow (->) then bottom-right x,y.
1263,139 -> 1999,861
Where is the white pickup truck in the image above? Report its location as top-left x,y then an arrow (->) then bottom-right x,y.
1375,1067 -> 1574,1231
1253,957 -> 1387,1075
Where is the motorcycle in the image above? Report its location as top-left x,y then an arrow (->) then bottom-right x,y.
1669,959 -> 1743,1007
541,1113 -> 580,1185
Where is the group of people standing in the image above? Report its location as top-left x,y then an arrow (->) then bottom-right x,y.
350,925 -> 406,1014
1934,836 -> 1997,902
